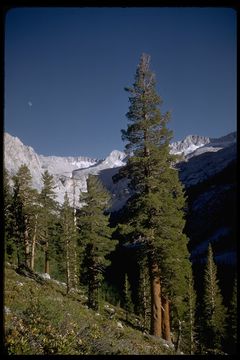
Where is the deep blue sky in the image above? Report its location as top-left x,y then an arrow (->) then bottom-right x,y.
5,7 -> 236,159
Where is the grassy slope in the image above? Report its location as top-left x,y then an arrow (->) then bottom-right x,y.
4,263 -> 174,355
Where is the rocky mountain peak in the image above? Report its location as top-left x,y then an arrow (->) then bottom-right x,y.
4,131 -> 236,209
170,135 -> 210,155
102,150 -> 127,167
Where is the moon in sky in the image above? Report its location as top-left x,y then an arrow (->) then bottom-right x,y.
28,101 -> 32,107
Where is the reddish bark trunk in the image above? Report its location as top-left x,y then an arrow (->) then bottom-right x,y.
148,254 -> 162,337
162,296 -> 171,341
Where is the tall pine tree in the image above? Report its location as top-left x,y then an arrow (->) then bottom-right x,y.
78,175 -> 117,311
202,244 -> 227,354
119,53 -> 191,338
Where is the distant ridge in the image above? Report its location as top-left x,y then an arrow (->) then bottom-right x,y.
4,131 -> 236,210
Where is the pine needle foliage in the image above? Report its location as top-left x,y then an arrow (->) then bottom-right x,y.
78,175 -> 117,310
181,269 -> 197,354
38,170 -> 58,274
4,168 -> 16,262
228,277 -> 237,353
202,244 -> 227,353
11,164 -> 39,267
123,273 -> 134,320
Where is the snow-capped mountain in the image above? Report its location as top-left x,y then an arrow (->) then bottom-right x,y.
170,135 -> 210,156
4,131 -> 236,209
170,131 -> 236,158
4,133 -> 127,206
4,133 -> 43,190
4,133 -> 98,190
4,131 -> 237,268
39,155 -> 98,177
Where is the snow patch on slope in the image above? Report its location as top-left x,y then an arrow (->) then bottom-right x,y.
39,155 -> 98,176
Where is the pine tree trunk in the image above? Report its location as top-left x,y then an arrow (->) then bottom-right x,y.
142,271 -> 147,328
162,296 -> 171,341
73,241 -> 78,288
88,266 -> 99,311
66,238 -> 71,293
148,252 -> 162,337
24,217 -> 31,268
16,225 -> 23,266
17,231 -> 22,266
44,241 -> 49,274
176,319 -> 182,353
30,214 -> 38,270
189,294 -> 195,355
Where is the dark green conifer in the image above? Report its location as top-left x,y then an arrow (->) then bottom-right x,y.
181,269 -> 197,354
227,276 -> 237,354
11,164 -> 38,267
4,168 -> 15,262
38,170 -> 58,274
119,53 -> 191,338
202,244 -> 227,354
135,252 -> 151,330
123,273 -> 134,321
78,175 -> 117,311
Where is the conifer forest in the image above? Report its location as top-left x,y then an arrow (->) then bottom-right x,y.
3,54 -> 236,355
